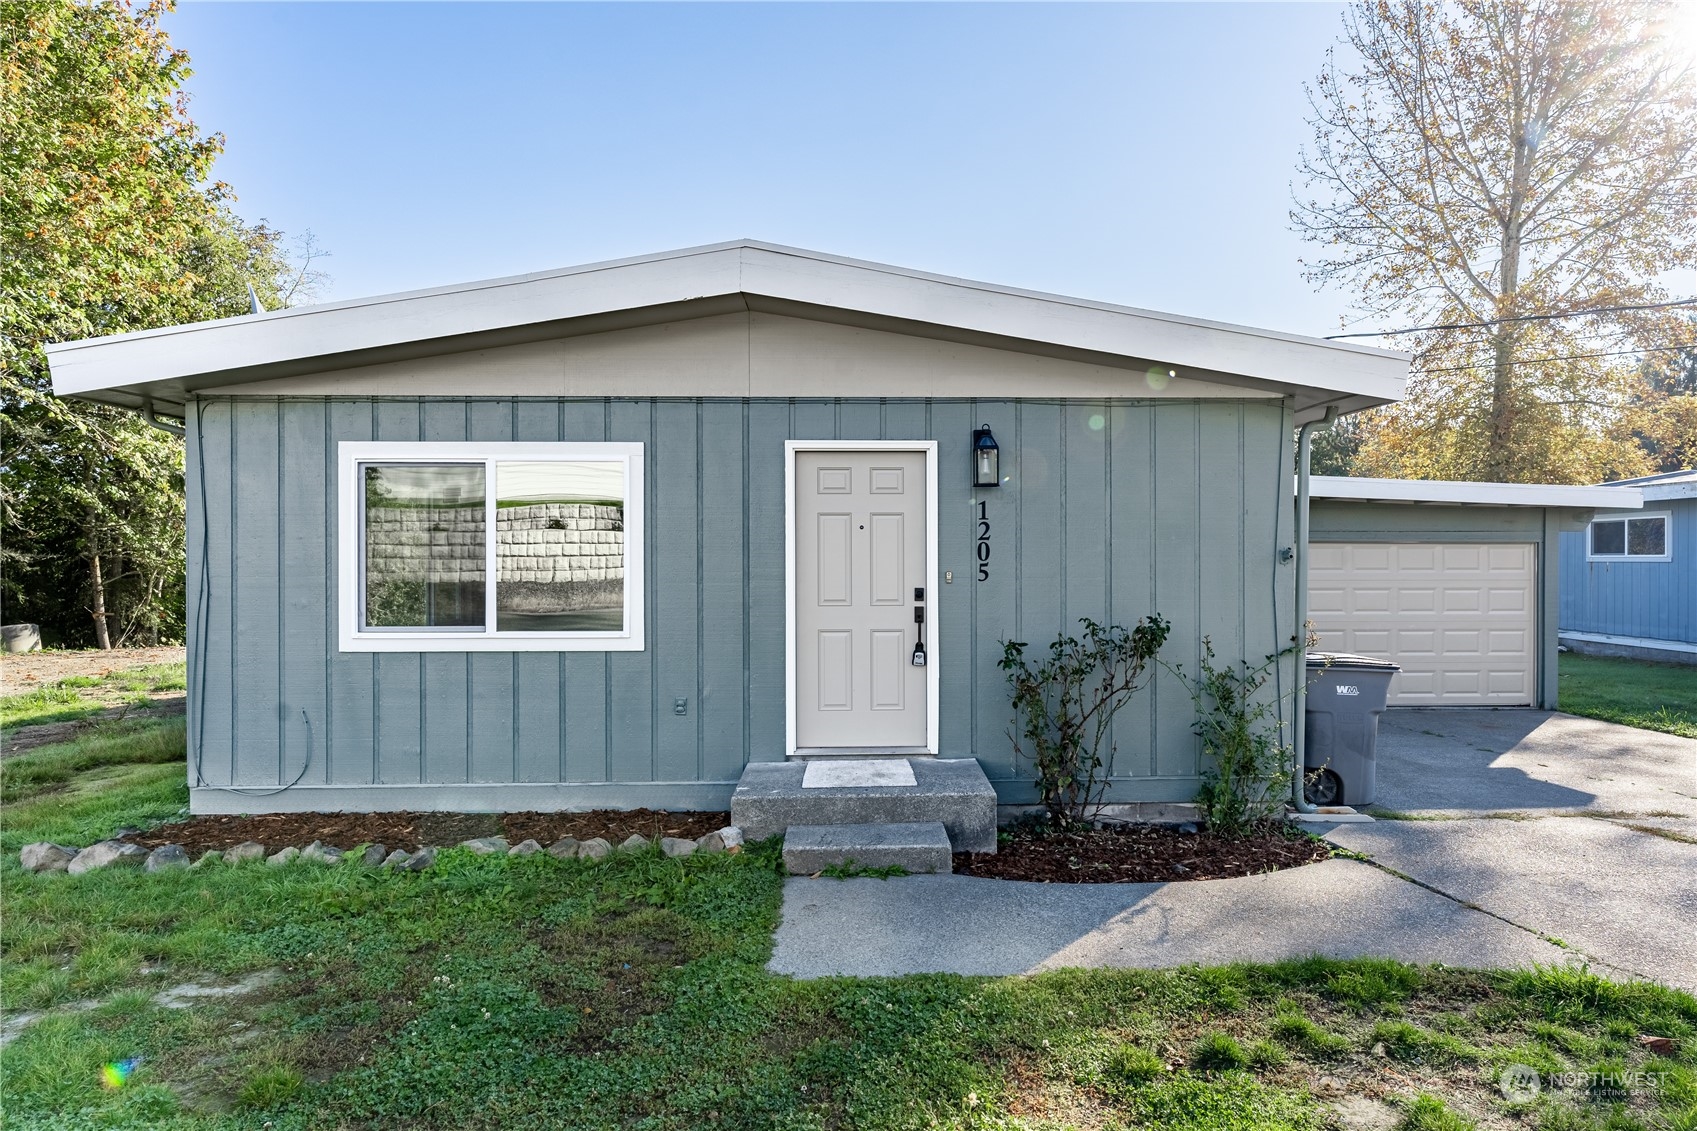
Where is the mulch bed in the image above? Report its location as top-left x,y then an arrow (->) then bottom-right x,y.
127,809 -> 730,856
953,821 -> 1332,883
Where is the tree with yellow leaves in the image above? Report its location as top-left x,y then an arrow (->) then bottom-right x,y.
1294,0 -> 1697,484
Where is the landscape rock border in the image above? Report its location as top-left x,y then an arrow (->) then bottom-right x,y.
19,825 -> 745,876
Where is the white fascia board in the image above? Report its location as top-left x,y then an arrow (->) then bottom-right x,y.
736,245 -> 1411,403
1310,476 -> 1644,509
46,239 -> 1410,405
1639,482 -> 1697,502
45,245 -> 749,397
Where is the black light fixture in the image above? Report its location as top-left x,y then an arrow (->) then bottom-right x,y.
972,424 -> 1000,487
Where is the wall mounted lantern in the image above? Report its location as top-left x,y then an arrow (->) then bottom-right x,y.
972,424 -> 1000,487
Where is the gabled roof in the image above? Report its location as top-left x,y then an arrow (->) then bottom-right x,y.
1597,469 -> 1697,502
45,240 -> 1410,421
1311,476 -> 1641,510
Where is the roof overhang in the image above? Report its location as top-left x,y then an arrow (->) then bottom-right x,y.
45,240 -> 1410,422
1311,476 -> 1643,510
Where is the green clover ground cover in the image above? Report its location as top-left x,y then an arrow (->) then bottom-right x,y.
3,726 -> 1695,1130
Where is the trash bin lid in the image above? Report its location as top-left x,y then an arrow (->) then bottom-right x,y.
1305,652 -> 1401,671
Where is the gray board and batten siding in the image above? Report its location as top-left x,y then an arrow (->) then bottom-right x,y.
185,394 -> 1298,813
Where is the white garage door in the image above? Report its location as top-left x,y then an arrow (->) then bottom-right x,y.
1309,542 -> 1536,706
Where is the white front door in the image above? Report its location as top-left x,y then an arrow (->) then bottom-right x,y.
793,450 -> 930,750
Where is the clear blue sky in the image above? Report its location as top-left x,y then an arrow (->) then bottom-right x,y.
166,1 -> 1362,337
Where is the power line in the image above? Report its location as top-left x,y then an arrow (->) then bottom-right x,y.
1419,342 -> 1696,375
1325,297 -> 1697,340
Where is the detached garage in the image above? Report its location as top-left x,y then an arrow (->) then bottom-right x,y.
1307,478 -> 1637,708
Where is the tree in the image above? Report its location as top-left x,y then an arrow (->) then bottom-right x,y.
1,0 -> 323,647
1294,0 -> 1697,483
1632,317 -> 1697,473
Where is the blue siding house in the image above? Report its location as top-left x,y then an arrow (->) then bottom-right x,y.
45,242 -> 1410,815
1559,470 -> 1697,665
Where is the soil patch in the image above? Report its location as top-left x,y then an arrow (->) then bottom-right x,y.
954,820 -> 1331,883
1,645 -> 185,686
127,808 -> 731,855
3,699 -> 186,759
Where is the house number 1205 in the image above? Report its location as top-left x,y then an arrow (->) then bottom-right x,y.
976,501 -> 991,581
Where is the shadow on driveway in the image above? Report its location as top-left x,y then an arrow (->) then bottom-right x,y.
1374,709 -> 1697,817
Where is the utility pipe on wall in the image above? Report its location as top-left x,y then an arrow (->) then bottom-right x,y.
1290,404 -> 1339,814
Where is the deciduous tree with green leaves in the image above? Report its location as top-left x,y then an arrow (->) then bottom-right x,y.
1294,0 -> 1697,484
1,0 -> 323,646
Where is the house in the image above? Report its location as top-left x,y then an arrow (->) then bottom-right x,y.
1559,469 -> 1697,665
1308,477 -> 1641,706
46,241 -> 1411,821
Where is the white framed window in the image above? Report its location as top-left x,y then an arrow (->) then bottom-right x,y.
1586,511 -> 1671,563
338,442 -> 644,652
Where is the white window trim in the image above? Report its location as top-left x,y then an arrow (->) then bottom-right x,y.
1585,510 -> 1672,563
337,441 -> 645,652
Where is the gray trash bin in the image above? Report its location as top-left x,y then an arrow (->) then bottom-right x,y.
1303,652 -> 1399,807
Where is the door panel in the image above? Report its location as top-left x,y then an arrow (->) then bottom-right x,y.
795,451 -> 928,748
816,631 -> 853,711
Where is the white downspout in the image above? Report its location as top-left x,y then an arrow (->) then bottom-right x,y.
1291,404 -> 1339,813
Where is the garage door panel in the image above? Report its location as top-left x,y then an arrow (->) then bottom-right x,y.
1488,669 -> 1530,695
1442,587 -> 1481,613
1310,541 -> 1536,706
1351,630 -> 1392,653
1396,671 -> 1436,697
1394,629 -> 1435,654
1487,630 -> 1526,653
1353,588 -> 1392,613
1488,545 -> 1530,571
1309,585 -> 1347,614
1396,545 -> 1438,571
1353,545 -> 1393,570
1441,629 -> 1482,656
1443,545 -> 1482,570
1487,587 -> 1526,613
1397,588 -> 1437,613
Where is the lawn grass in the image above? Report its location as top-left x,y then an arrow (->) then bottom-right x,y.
1,661 -> 188,730
1558,653 -> 1697,739
3,728 -> 1696,1130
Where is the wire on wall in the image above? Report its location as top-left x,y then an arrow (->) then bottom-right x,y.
191,397 -> 313,796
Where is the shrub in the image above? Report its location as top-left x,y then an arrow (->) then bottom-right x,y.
1000,615 -> 1170,825
1170,638 -> 1293,835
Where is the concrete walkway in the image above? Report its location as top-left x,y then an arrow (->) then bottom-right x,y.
770,711 -> 1697,986
770,859 -> 1568,978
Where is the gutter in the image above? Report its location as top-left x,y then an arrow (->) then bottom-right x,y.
1290,404 -> 1338,813
142,396 -> 184,438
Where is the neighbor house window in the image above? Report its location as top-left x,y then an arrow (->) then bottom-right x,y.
339,442 -> 644,651
1586,512 -> 1671,563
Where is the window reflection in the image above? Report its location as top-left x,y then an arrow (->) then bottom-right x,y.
495,461 -> 626,632
362,464 -> 486,628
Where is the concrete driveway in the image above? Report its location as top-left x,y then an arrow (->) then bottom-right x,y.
1319,708 -> 1697,990
1369,708 -> 1697,818
770,710 -> 1697,989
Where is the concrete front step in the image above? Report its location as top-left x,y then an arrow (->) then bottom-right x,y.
732,757 -> 997,853
782,822 -> 953,875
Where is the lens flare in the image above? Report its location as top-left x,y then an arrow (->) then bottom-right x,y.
101,1058 -> 141,1089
